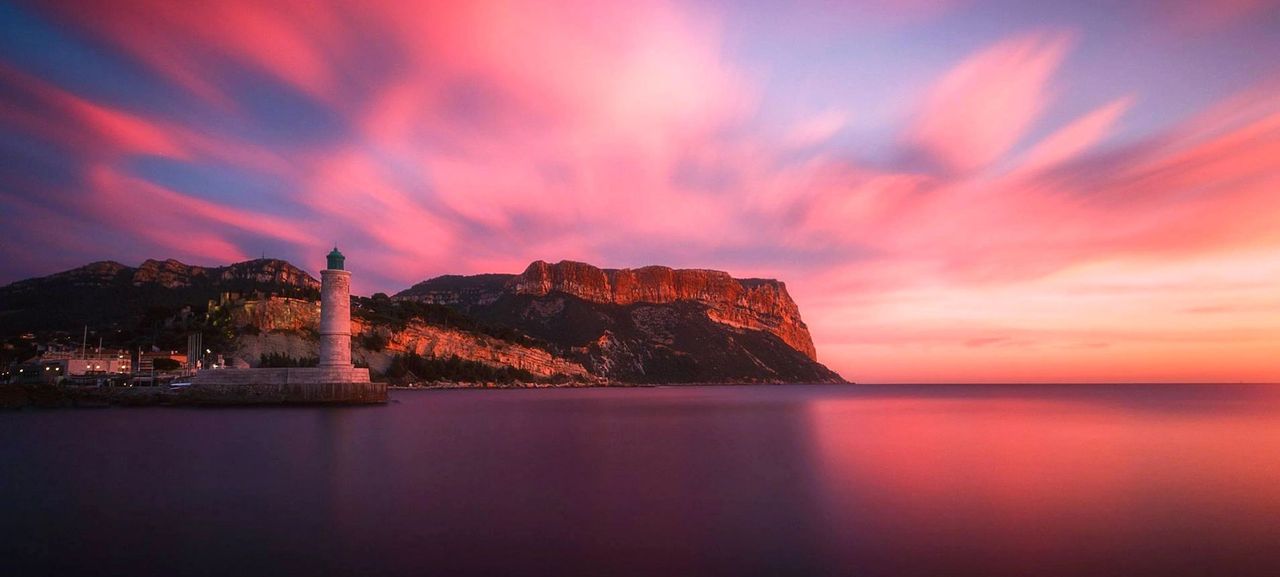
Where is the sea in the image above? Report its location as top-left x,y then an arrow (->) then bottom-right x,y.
3,384 -> 1279,577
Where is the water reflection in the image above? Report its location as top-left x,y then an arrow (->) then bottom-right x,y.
806,385 -> 1280,576
2,385 -> 1279,576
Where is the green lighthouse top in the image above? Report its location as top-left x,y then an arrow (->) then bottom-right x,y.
326,246 -> 345,270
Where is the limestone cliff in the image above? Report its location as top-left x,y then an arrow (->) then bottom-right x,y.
402,260 -> 819,361
223,296 -> 592,380
510,261 -> 818,360
396,260 -> 842,383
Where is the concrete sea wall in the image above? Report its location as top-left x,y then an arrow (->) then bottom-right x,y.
186,381 -> 386,405
190,367 -> 385,404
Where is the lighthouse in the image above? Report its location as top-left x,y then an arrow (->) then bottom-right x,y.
189,246 -> 382,403
319,247 -> 352,367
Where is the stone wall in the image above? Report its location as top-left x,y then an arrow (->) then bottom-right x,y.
184,381 -> 386,404
190,367 -> 383,404
193,367 -> 370,385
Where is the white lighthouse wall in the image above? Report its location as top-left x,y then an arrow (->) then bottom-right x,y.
319,269 -> 352,367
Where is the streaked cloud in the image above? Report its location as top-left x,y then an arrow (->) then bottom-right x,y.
905,31 -> 1074,174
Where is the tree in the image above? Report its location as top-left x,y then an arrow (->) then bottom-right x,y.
361,332 -> 388,352
152,358 -> 181,371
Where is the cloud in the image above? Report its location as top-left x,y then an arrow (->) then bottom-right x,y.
785,109 -> 850,148
35,0 -> 355,106
85,166 -> 318,262
0,63 -> 186,160
778,33 -> 1280,381
905,31 -> 1074,174
5,1 -> 754,278
1158,0 -> 1280,34
2,4 -> 1280,382
1014,96 -> 1134,175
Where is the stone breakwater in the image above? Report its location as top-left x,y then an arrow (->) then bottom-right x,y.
183,381 -> 386,405
0,380 -> 385,408
189,366 -> 383,404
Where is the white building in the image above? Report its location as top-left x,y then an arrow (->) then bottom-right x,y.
41,350 -> 131,376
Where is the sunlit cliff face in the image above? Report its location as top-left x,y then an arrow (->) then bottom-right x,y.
1,1 -> 1279,382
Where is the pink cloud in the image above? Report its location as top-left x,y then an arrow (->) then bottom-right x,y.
755,0 -> 961,34
297,151 -> 459,273
1159,0 -> 1280,34
5,4 -> 1280,382
0,63 -> 324,269
907,31 -> 1073,173
81,174 -> 249,265
24,1 -> 757,283
40,0 -> 352,106
1014,96 -> 1134,175
785,109 -> 851,148
779,49 -> 1280,381
0,64 -> 186,160
86,166 -> 317,258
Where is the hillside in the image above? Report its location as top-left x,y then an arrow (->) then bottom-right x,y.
397,260 -> 843,383
1,258 -> 845,384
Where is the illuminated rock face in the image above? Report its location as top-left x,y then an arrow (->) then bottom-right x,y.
395,260 -> 844,383
319,269 -> 352,367
402,260 -> 820,361
510,260 -> 819,360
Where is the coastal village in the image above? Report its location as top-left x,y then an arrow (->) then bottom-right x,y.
3,341 -> 201,388
5,287 -> 253,389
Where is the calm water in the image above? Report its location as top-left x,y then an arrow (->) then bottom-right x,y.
3,384 -> 1280,577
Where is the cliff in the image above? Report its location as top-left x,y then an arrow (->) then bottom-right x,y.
223,296 -> 592,381
397,260 -> 842,383
510,261 -> 817,360
2,257 -> 843,385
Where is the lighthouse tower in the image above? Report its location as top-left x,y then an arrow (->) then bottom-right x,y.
190,246 -> 380,403
319,247 -> 352,367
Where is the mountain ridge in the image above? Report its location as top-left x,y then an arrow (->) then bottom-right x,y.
399,259 -> 819,361
2,257 -> 844,384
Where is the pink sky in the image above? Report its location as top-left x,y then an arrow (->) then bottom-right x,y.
0,0 -> 1278,382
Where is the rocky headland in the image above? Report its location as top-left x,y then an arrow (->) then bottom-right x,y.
1,258 -> 845,394
398,260 -> 841,383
